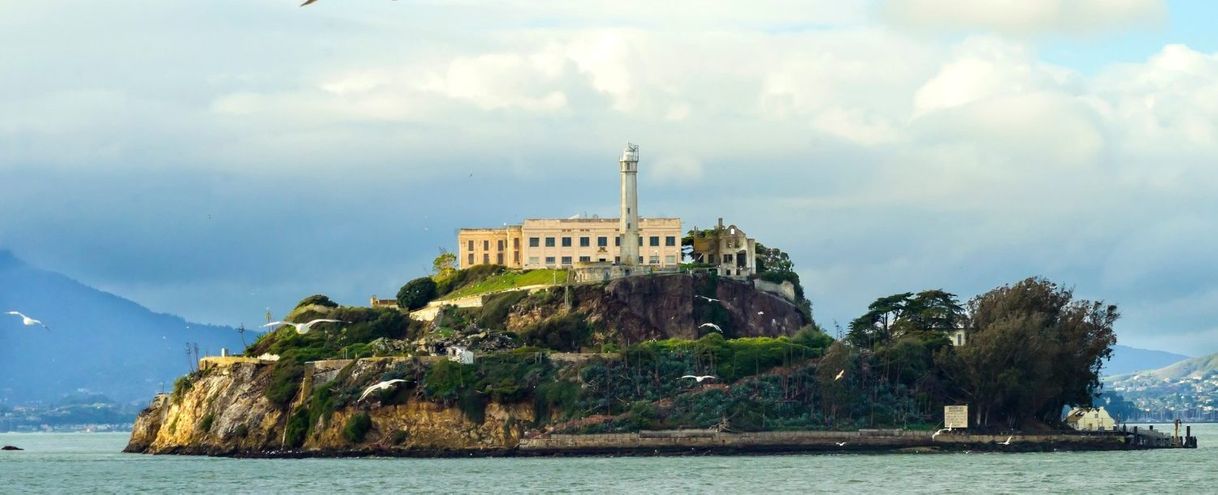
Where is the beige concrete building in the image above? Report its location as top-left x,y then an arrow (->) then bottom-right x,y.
457,143 -> 682,272
1065,407 -> 1117,431
458,217 -> 682,270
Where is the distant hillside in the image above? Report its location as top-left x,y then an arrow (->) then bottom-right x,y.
1103,344 -> 1191,377
0,249 -> 243,404
1105,352 -> 1218,422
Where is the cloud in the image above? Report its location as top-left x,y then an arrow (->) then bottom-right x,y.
883,0 -> 1166,35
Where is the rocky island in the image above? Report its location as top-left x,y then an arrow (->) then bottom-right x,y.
126,265 -> 1196,457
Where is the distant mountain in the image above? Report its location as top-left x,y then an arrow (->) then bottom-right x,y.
1105,352 -> 1218,422
0,249 -> 243,404
1102,344 -> 1191,377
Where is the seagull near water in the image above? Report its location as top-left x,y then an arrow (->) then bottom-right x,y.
835,441 -> 847,447
262,319 -> 345,335
680,375 -> 716,383
358,379 -> 408,402
1000,435 -> 1013,446
5,311 -> 48,330
834,369 -> 845,381
694,295 -> 720,303
698,323 -> 722,332
932,428 -> 951,439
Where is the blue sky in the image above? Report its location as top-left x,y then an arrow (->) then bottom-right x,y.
3,0 -> 1218,355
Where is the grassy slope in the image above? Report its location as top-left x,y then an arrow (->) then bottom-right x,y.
440,269 -> 567,300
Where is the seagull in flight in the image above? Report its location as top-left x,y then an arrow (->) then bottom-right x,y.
694,295 -> 720,303
699,323 -> 722,332
1000,435 -> 1013,446
358,379 -> 408,402
262,319 -> 345,335
681,375 -> 716,383
835,441 -> 847,447
932,428 -> 951,439
6,311 -> 48,330
757,311 -> 765,315
834,369 -> 845,381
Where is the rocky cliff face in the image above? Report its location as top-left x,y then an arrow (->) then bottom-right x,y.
507,273 -> 808,342
126,359 -> 532,456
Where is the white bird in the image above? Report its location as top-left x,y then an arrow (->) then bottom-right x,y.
681,375 -> 716,383
262,319 -> 345,334
834,369 -> 845,381
699,323 -> 723,332
932,428 -> 950,439
694,295 -> 720,303
6,311 -> 48,330
757,311 -> 765,315
358,379 -> 408,402
1000,435 -> 1013,446
835,441 -> 847,447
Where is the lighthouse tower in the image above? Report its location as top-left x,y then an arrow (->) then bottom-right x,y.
619,143 -> 640,266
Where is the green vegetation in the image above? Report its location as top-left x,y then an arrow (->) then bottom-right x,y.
265,361 -> 305,407
170,372 -> 200,404
284,409 -> 309,448
246,306 -> 420,362
477,290 -> 529,329
440,269 -> 567,300
296,294 -> 338,309
198,413 -> 215,433
520,313 -> 592,352
343,412 -> 373,443
397,276 -> 438,310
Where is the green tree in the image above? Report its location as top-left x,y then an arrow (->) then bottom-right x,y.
433,249 -> 457,281
938,277 -> 1118,429
397,277 -> 438,310
295,294 -> 338,309
755,243 -> 794,274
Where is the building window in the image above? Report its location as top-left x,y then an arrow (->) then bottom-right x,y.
468,253 -> 474,265
561,256 -> 573,266
638,236 -> 643,246
723,254 -> 733,263
597,236 -> 608,247
497,240 -> 505,251
614,256 -> 621,264
514,238 -> 520,249
649,256 -> 660,264
545,256 -> 556,266
560,237 -> 571,247
514,252 -> 520,264
545,237 -> 556,247
665,236 -> 676,247
638,256 -> 644,264
528,256 -> 540,266
467,240 -> 474,252
529,237 -> 540,247
580,237 -> 590,247
497,253 -> 504,265
649,236 -> 660,247
483,240 -> 489,251
483,253 -> 490,264
615,236 -> 621,247
665,255 -> 677,265
579,256 -> 591,263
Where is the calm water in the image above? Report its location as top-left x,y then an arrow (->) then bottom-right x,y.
1,425 -> 1215,494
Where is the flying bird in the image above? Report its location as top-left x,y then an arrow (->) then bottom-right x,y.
757,311 -> 765,315
6,311 -> 48,330
694,295 -> 719,303
932,428 -> 950,439
358,379 -> 408,402
262,319 -> 345,334
834,369 -> 845,381
680,375 -> 716,383
1000,435 -> 1013,446
698,323 -> 722,332
835,441 -> 847,447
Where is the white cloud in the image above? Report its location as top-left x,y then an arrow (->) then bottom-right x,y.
883,0 -> 1166,35
647,154 -> 704,184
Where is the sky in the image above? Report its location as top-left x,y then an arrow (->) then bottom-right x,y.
3,0 -> 1218,355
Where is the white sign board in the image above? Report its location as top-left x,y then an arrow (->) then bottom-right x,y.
944,405 -> 969,429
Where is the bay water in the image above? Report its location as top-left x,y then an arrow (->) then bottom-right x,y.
2,425 -> 1214,494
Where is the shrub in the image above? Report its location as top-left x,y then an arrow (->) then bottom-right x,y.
520,313 -> 591,352
397,277 -> 438,310
390,430 -> 409,445
265,361 -> 305,407
198,413 -> 215,433
171,373 -> 197,404
437,264 -> 506,296
284,409 -> 310,448
423,360 -> 476,401
478,290 -> 529,329
232,424 -> 249,439
343,412 -> 373,443
296,294 -> 338,308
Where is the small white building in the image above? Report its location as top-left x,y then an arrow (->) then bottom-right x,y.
948,328 -> 967,347
447,345 -> 475,365
1064,407 -> 1116,431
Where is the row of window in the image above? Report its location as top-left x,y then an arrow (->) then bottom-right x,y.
466,239 -> 521,252
527,236 -> 677,248
468,252 -> 521,265
525,255 -> 678,267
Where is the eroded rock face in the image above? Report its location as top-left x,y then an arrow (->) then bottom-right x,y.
125,360 -> 533,457
508,274 -> 807,342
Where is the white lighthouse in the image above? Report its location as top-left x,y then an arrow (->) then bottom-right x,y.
619,143 -> 640,266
